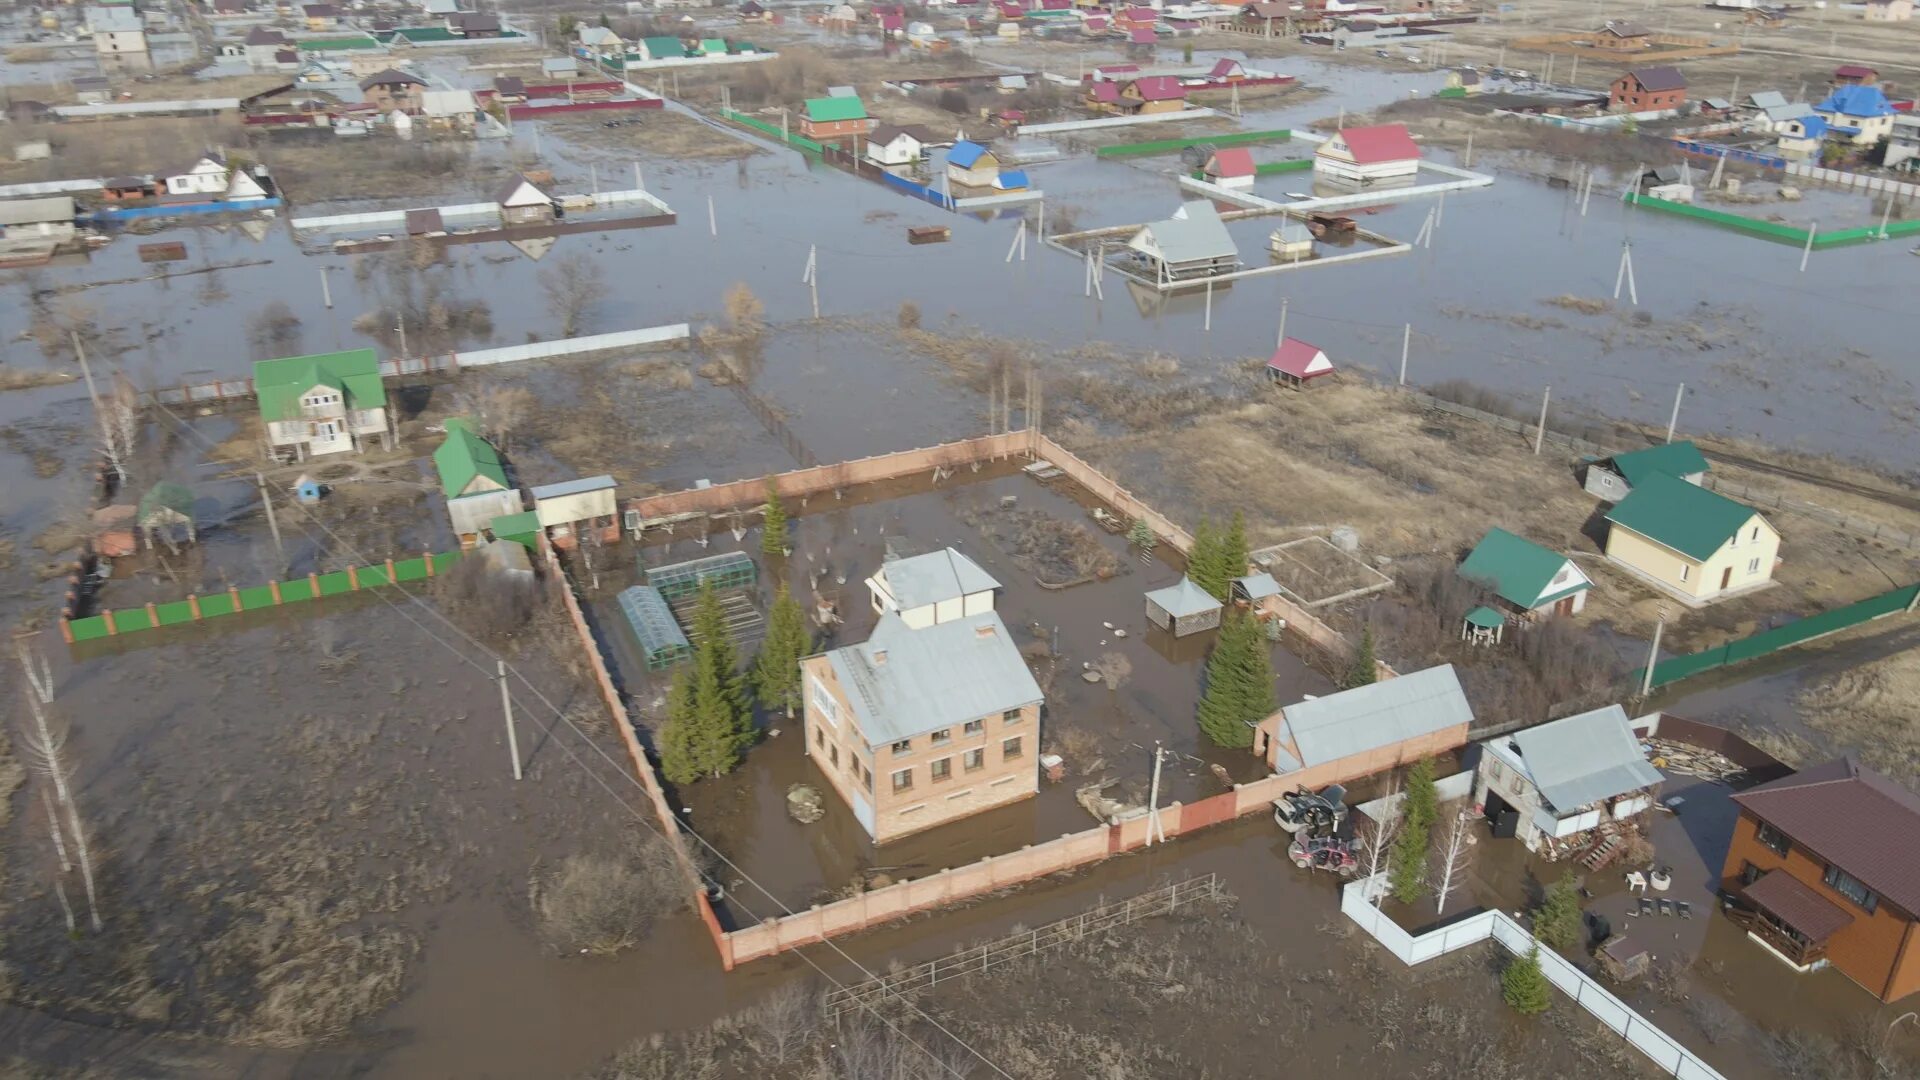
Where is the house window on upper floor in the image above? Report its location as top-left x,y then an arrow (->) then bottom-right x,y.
1749,558 -> 1762,575
302,392 -> 339,410
1754,820 -> 1791,856
810,675 -> 838,727
1751,526 -> 1760,542
1679,564 -> 1691,582
1824,864 -> 1878,914
930,757 -> 951,782
1002,736 -> 1023,761
930,728 -> 951,747
1740,860 -> 1763,886
828,743 -> 839,767
892,767 -> 914,793
964,748 -> 984,772
892,739 -> 912,756
1003,708 -> 1023,725
964,719 -> 984,736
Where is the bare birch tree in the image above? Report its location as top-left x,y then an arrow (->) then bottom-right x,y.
37,788 -> 76,933
539,253 -> 607,338
15,635 -> 102,933
1431,804 -> 1477,916
1355,790 -> 1401,910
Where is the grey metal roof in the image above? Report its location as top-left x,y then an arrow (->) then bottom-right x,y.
1234,573 -> 1282,601
826,611 -> 1042,746
0,197 -> 75,226
1146,576 -> 1221,618
1763,101 -> 1815,123
879,548 -> 999,610
1746,90 -> 1787,109
530,475 -> 615,499
1280,664 -> 1474,768
1509,704 -> 1663,813
826,84 -> 858,97
1138,201 -> 1237,264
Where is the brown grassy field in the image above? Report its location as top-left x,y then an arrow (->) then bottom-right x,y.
548,110 -> 764,163
0,117 -> 250,187
258,137 -> 530,204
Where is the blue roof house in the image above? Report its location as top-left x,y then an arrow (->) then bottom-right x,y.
992,168 -> 1030,191
945,139 -> 1001,187
1814,84 -> 1895,145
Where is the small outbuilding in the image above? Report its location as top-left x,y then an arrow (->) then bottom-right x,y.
1474,703 -> 1663,854
1203,147 -> 1256,188
946,139 -> 1001,187
1144,575 -> 1223,636
138,481 -> 196,551
1582,439 -> 1710,501
435,417 -> 524,544
531,474 -> 619,546
1265,337 -> 1333,388
1126,200 -> 1239,284
1458,526 -> 1591,617
1253,663 -> 1473,776
495,174 -> 556,225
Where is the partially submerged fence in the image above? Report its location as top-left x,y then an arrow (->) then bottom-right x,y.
62,550 -> 463,643
1623,193 -> 1920,249
1341,876 -> 1727,1080
1094,126 -> 1291,158
822,874 -> 1223,1016
1634,582 -> 1919,690
718,108 -> 824,153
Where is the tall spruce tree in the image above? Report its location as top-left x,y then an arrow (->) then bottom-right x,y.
1188,517 -> 1225,600
1533,873 -> 1585,952
1345,625 -> 1379,689
760,479 -> 788,558
1389,757 -> 1440,903
753,583 -> 811,718
1220,511 -> 1250,592
1196,611 -> 1275,749
659,580 -> 753,782
1503,946 -> 1552,1016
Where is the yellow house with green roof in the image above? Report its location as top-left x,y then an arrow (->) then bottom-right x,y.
254,348 -> 390,459
1603,472 -> 1779,604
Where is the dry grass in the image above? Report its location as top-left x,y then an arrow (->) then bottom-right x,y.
529,841 -> 685,956
262,138 -> 524,204
957,502 -> 1122,584
0,117 -> 248,188
1798,647 -> 1920,787
549,110 -> 763,163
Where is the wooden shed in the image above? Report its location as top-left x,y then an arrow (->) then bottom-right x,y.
1144,576 -> 1223,636
532,475 -> 619,546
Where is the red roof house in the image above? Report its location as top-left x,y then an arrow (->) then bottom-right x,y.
1267,338 -> 1334,387
1203,147 -> 1257,187
1089,81 -> 1123,108
1314,123 -> 1420,181
1123,75 -> 1186,112
1129,25 -> 1158,44
1834,64 -> 1878,85
1208,57 -> 1247,81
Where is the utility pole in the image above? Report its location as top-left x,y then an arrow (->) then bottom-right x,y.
708,193 -> 717,237
1639,613 -> 1666,698
802,245 -> 819,319
1533,386 -> 1550,454
1276,295 -> 1289,347
1398,323 -> 1411,385
396,313 -> 409,358
1146,742 -> 1165,846
1203,279 -> 1212,332
319,265 -> 332,309
1800,222 -> 1817,273
1665,382 -> 1685,443
1463,130 -> 1473,168
69,331 -> 119,483
499,660 -> 522,780
255,472 -> 284,565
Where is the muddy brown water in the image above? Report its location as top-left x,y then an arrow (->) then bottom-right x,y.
0,43 -> 1914,1078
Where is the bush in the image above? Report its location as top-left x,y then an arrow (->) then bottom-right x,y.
431,552 -> 541,641
529,843 -> 684,956
897,300 -> 922,330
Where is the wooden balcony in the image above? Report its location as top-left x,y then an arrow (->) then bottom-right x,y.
1726,904 -> 1830,968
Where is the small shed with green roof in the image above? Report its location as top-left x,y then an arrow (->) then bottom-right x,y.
1603,471 -> 1779,604
433,417 -> 524,543
636,35 -> 688,60
1462,605 -> 1504,645
1583,440 -> 1710,502
1458,527 -> 1591,617
254,348 -> 390,460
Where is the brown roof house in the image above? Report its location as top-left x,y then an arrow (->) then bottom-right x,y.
495,174 -> 556,225
1722,759 -> 1920,1000
1611,66 -> 1688,112
360,67 -> 427,112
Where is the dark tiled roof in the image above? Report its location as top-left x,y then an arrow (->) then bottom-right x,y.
1743,869 -> 1855,942
1734,758 -> 1920,914
1625,66 -> 1688,92
359,68 -> 426,90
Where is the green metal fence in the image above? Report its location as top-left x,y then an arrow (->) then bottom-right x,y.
1634,582 -> 1919,689
64,550 -> 464,643
1096,128 -> 1292,159
1624,193 -> 1920,249
719,109 -> 824,154
1189,158 -> 1315,180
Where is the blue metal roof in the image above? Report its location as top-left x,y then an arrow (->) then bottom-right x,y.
947,140 -> 990,168
1816,83 -> 1893,119
994,169 -> 1029,189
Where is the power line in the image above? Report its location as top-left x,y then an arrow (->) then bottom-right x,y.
139,398 -> 1017,1080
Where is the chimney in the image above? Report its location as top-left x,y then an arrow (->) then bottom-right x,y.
872,649 -> 888,665
974,623 -> 996,639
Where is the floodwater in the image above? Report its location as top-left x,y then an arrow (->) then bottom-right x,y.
2,39 -> 1917,1078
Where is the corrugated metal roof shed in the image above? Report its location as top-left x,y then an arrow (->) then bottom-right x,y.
827,611 -> 1042,745
0,197 -> 76,226
1234,573 -> 1281,601
1280,664 -> 1472,768
880,548 -> 999,609
1145,576 -> 1220,618
1607,440 -> 1708,486
531,475 -> 616,500
1508,704 -> 1662,812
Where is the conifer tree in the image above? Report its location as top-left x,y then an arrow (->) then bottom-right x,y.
1196,611 -> 1275,749
1188,517 -> 1225,600
658,580 -> 753,782
1220,511 -> 1250,590
1345,625 -> 1379,689
753,584 -> 811,718
760,479 -> 788,557
1533,873 -> 1585,952
1503,946 -> 1552,1016
1389,757 -> 1440,903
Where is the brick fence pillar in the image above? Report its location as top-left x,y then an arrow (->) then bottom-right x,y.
270,580 -> 283,604
104,609 -> 118,635
347,565 -> 359,590
230,584 -> 243,611
188,594 -> 202,619
424,550 -> 437,577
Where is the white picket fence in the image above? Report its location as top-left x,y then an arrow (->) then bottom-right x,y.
455,323 -> 689,367
1341,875 -> 1728,1080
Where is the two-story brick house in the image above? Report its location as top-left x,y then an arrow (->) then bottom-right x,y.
801,549 -> 1043,843
799,95 -> 873,150
1610,66 -> 1688,112
1721,758 -> 1920,1001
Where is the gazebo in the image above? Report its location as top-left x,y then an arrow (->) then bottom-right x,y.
1462,605 -> 1505,646
138,482 -> 196,552
1145,576 -> 1224,637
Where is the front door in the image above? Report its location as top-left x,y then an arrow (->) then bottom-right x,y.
1554,595 -> 1576,616
1721,567 -> 1733,591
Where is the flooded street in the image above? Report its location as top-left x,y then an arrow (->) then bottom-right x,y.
3,30 -> 1918,1080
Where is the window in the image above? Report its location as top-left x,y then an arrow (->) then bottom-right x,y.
1825,865 -> 1878,913
1751,526 -> 1760,542
864,766 -> 874,793
1003,708 -> 1023,725
815,727 -> 825,748
930,757 -> 951,782
1679,564 -> 1691,582
810,676 -> 839,727
1749,558 -> 1761,575
964,748 -> 984,772
1741,861 -> 1763,886
964,719 -> 984,736
1002,736 -> 1024,761
892,768 -> 914,792
829,744 -> 838,767
930,728 -> 952,747
891,739 -> 912,756
1754,820 -> 1790,856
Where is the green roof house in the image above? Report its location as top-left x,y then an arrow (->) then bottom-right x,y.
254,349 -> 390,460
1459,527 -> 1591,617
1584,440 -> 1710,502
636,35 -> 688,61
698,37 -> 729,55
433,417 -> 524,542
1603,472 -> 1779,605
801,95 -> 873,146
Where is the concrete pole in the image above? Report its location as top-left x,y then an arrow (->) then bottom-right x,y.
1399,323 -> 1410,385
1464,130 -> 1473,168
1276,295 -> 1289,347
499,660 -> 522,780
708,194 -> 717,237
256,471 -> 283,565
1666,382 -> 1685,443
319,266 -> 332,308
1146,743 -> 1164,845
1639,615 -> 1665,698
1800,222 -> 1817,272
633,161 -> 642,191
1533,386 -> 1550,454
1879,198 -> 1894,239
